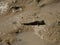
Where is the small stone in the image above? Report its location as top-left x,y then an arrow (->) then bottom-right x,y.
19,7 -> 23,11
2,33 -> 6,35
0,1 -> 9,15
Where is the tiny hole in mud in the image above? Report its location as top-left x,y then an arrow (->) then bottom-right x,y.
22,20 -> 45,26
7,42 -> 11,45
0,38 -> 2,42
15,30 -> 20,35
58,21 -> 60,25
21,17 -> 23,19
36,0 -> 41,3
12,6 -> 20,10
14,7 -> 20,10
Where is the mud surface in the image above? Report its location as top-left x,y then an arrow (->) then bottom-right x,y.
0,0 -> 60,45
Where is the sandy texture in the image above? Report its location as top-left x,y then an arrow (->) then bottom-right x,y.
0,0 -> 60,45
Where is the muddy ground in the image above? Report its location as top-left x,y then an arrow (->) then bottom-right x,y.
0,0 -> 60,45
